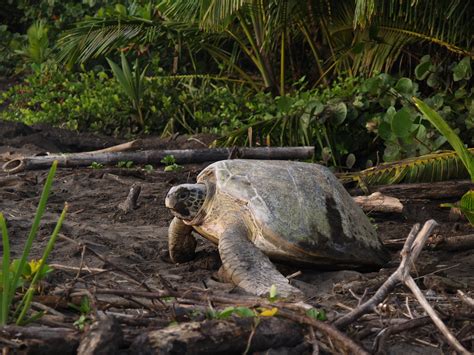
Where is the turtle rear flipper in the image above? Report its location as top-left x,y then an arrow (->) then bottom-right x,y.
169,217 -> 197,263
218,220 -> 302,298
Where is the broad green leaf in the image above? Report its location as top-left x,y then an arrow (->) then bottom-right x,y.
391,108 -> 413,138
234,307 -> 255,318
413,97 -> 474,181
427,72 -> 439,88
329,102 -> 347,125
378,121 -> 392,141
306,100 -> 324,116
383,142 -> 402,162
415,61 -> 431,80
276,96 -> 292,113
346,153 -> 356,169
217,306 -> 236,319
453,57 -> 471,82
306,308 -> 327,321
395,78 -> 413,94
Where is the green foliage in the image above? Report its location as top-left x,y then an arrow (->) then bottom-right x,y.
209,306 -> 255,320
89,162 -> 104,169
70,296 -> 92,331
0,26 -> 25,76
0,161 -> 67,325
143,164 -> 154,172
339,149 -> 474,186
413,98 -> 474,181
0,65 -> 134,135
460,191 -> 474,225
413,97 -> 474,225
15,21 -> 51,72
306,308 -> 327,321
107,53 -> 147,127
117,160 -> 134,168
160,155 -> 182,172
268,284 -> 278,302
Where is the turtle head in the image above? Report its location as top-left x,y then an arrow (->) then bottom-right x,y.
165,183 -> 207,221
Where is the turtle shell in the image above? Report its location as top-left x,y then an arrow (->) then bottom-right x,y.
192,159 -> 389,268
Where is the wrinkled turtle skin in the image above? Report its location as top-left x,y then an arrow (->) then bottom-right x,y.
166,160 -> 390,297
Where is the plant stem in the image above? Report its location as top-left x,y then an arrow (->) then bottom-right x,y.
0,214 -> 10,325
16,203 -> 68,325
8,161 -> 58,307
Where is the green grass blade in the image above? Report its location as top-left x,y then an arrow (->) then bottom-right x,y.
16,202 -> 68,325
0,214 -> 11,325
8,161 -> 58,306
413,97 -> 474,181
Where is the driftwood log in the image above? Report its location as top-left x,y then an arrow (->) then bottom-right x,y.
77,316 -> 123,355
352,192 -> 404,214
0,325 -> 79,354
2,147 -> 315,173
131,317 -> 305,354
349,180 -> 473,199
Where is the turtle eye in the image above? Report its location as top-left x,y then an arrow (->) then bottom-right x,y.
178,191 -> 189,199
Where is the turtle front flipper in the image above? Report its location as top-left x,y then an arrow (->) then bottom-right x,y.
218,221 -> 302,298
169,217 -> 197,263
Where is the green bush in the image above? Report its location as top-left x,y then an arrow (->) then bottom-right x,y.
0,64 -> 134,135
0,26 -> 25,77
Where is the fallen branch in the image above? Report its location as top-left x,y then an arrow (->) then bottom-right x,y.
457,290 -> 474,309
349,180 -> 473,200
373,316 -> 443,353
77,316 -> 123,355
85,139 -> 141,154
2,147 -> 315,173
131,317 -> 305,354
54,287 -> 366,354
352,192 -> 403,214
0,325 -> 79,354
428,234 -> 474,251
333,219 -> 470,354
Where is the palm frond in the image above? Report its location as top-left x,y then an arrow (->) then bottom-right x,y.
339,148 -> 474,186
56,18 -> 156,64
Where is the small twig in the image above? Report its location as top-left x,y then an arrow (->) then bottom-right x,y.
405,296 -> 414,319
333,223 -> 423,329
49,263 -> 107,274
243,318 -> 260,355
55,286 -> 365,353
74,245 -> 87,280
57,233 -> 154,292
31,302 -> 65,318
457,290 -> 474,309
277,309 -> 369,355
404,277 -> 469,354
334,220 -> 470,354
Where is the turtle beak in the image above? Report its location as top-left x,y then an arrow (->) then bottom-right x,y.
165,195 -> 174,209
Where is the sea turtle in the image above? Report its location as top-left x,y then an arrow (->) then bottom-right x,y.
165,159 -> 390,297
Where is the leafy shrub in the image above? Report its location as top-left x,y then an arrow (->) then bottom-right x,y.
144,76 -> 251,135
0,26 -> 25,76
0,64 -> 134,135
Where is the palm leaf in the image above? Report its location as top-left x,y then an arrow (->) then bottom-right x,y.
339,148 -> 474,186
413,97 -> 474,180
